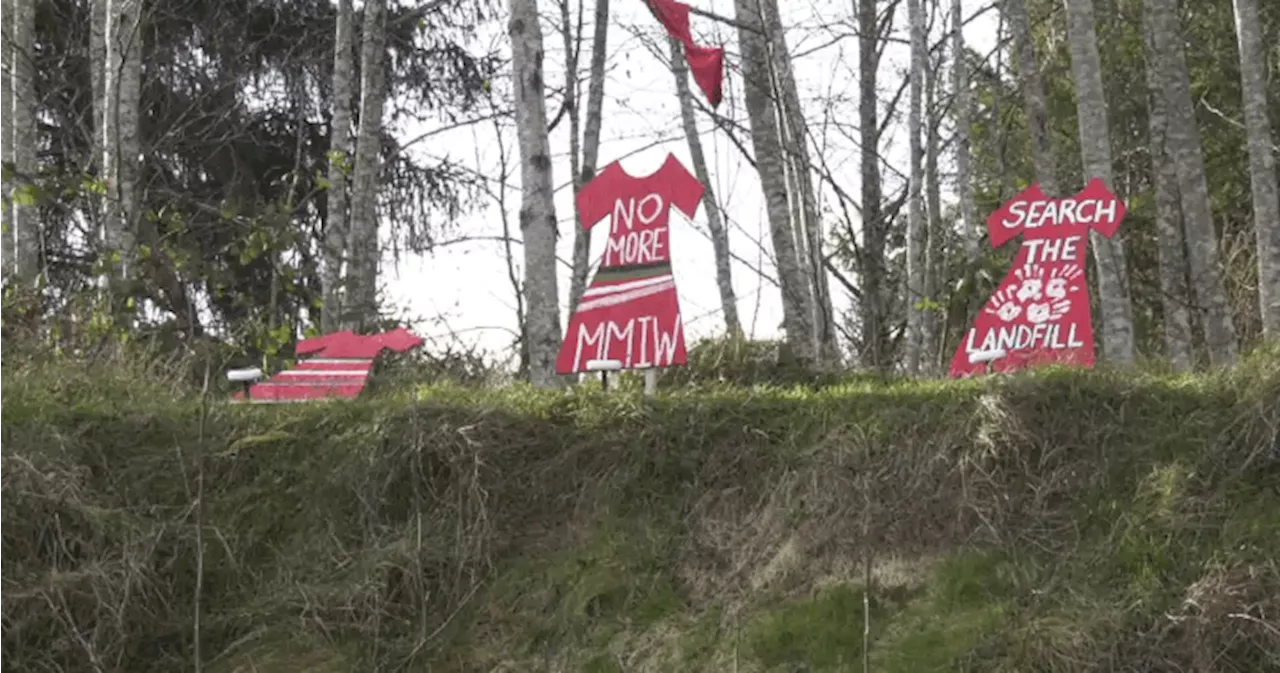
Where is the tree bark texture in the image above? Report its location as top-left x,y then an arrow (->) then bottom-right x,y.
905,0 -> 927,374
1232,0 -> 1280,337
857,0 -> 890,370
1,0 -> 12,276
347,0 -> 389,329
733,0 -> 816,363
323,0 -> 355,332
1142,18 -> 1195,371
1005,0 -> 1059,197
952,0 -> 979,262
1144,0 -> 1237,365
924,48 -> 943,374
1063,0 -> 1136,364
571,0 -> 610,312
758,0 -> 840,363
669,37 -> 742,338
3,0 -> 38,281
510,0 -> 564,387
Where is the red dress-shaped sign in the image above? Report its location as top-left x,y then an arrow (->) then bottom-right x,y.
555,153 -> 705,375
950,178 -> 1126,377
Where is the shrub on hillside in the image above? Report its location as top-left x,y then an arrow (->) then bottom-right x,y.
660,336 -> 852,388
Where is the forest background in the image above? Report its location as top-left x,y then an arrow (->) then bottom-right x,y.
2,0 -> 1277,381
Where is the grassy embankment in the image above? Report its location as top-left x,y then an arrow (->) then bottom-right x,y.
3,345 -> 1279,672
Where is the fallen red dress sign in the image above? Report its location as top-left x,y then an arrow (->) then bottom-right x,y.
232,327 -> 424,402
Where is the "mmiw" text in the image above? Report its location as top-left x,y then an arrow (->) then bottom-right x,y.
573,313 -> 680,371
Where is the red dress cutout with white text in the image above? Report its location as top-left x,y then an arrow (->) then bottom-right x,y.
950,178 -> 1126,377
555,153 -> 705,374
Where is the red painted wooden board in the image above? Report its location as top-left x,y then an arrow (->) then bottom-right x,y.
555,154 -> 702,374
234,329 -> 423,403
949,179 -> 1124,377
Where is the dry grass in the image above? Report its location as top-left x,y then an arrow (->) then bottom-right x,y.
2,344 -> 1279,672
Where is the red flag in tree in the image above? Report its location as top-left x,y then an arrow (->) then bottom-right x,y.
646,0 -> 725,108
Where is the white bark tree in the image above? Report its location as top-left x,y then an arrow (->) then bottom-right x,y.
1143,0 -> 1237,365
1005,0 -> 1058,196
1,0 -> 9,275
760,0 -> 840,363
564,0 -> 612,314
1231,0 -> 1280,337
347,0 -> 389,329
96,0 -> 143,281
733,0 -> 816,363
951,0 -> 978,261
2,0 -> 38,281
1142,16 -> 1194,371
904,0 -> 927,374
857,0 -> 891,370
575,0 -> 610,306
323,0 -> 355,332
755,0 -> 839,363
1063,0 -> 1135,364
559,0 -> 584,310
669,36 -> 742,337
509,0 -> 563,387
924,40 -> 943,374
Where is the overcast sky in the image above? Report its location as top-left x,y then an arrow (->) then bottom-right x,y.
382,0 -> 1001,366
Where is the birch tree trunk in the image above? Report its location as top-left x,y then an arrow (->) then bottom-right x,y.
1142,19 -> 1194,371
1005,0 -> 1059,196
1232,0 -> 1280,337
571,0 -> 609,312
669,37 -> 742,337
91,0 -> 105,136
3,0 -> 38,281
952,0 -> 978,261
904,0 -> 927,374
322,0 -> 355,332
758,0 -> 839,362
98,0 -> 143,281
733,0 -> 816,363
991,13 -> 1013,201
90,0 -> 105,222
1,0 -> 11,275
510,0 -> 563,387
1063,0 -> 1135,365
347,0 -> 388,329
858,0 -> 890,370
1143,0 -> 1237,365
116,0 -> 142,276
924,50 -> 943,374
559,0 -> 584,310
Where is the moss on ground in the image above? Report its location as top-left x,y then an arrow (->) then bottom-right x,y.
3,347 -> 1279,672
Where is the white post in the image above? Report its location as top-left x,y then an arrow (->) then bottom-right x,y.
226,366 -> 263,399
586,359 -> 624,391
967,348 -> 1009,375
643,369 -> 658,396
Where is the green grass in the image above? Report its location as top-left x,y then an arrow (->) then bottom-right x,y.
3,347 -> 1279,672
